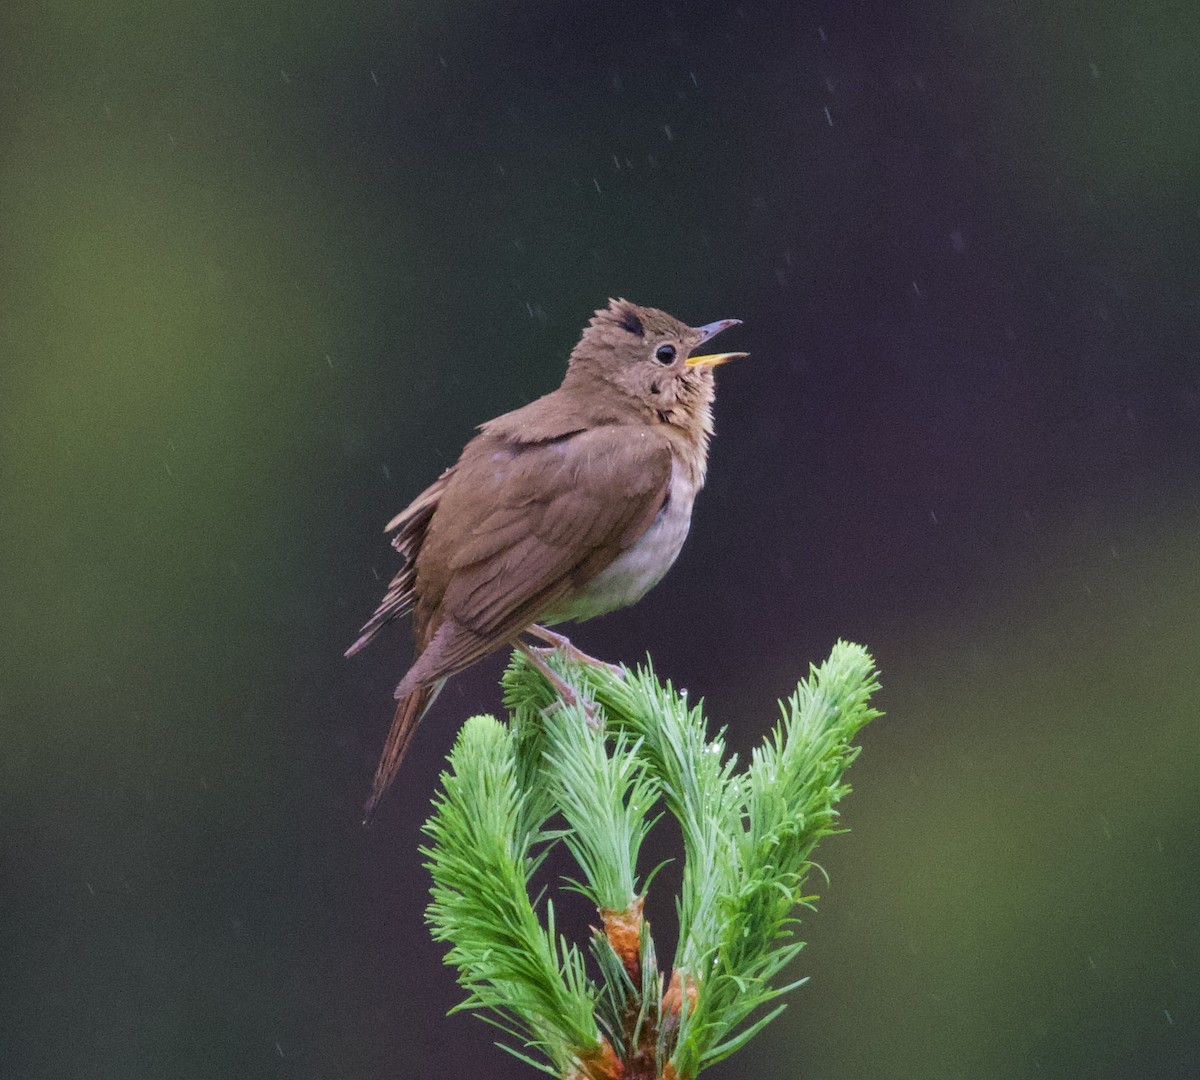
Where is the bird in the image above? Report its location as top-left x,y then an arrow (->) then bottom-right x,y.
346,298 -> 746,820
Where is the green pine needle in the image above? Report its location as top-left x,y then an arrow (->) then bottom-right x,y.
422,641 -> 881,1080
421,715 -> 602,1074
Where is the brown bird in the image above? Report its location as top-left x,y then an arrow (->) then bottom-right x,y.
346,299 -> 746,820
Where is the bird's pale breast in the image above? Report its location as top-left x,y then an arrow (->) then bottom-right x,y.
548,460 -> 697,623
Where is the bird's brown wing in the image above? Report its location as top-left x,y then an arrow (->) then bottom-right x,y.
344,466 -> 455,657
409,424 -> 673,682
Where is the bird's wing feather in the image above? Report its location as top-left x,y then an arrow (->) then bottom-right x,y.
431,425 -> 672,650
344,466 -> 455,657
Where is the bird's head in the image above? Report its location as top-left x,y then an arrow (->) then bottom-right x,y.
566,298 -> 746,431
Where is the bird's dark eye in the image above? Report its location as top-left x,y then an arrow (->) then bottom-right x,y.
654,343 -> 676,364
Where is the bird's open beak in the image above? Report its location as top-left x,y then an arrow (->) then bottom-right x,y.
687,351 -> 748,368
687,318 -> 748,368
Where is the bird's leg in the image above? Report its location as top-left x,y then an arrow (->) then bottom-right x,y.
526,624 -> 625,677
513,640 -> 603,731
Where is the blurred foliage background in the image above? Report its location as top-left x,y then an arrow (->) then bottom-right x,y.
2,1 -> 1198,1077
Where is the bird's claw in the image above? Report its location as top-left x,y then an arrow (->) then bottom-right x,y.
526,626 -> 626,679
516,640 -> 605,731
543,694 -> 603,730
581,698 -> 603,731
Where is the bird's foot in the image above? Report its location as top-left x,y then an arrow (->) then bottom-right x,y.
526,625 -> 625,678
515,640 -> 604,731
551,696 -> 603,732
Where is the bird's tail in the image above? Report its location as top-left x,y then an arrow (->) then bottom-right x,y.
362,678 -> 443,824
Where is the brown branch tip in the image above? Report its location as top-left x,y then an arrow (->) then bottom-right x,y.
599,896 -> 645,983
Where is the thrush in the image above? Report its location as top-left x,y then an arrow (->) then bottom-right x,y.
346,298 -> 746,820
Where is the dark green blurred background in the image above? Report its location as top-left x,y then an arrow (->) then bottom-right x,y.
3,1 -> 1198,1077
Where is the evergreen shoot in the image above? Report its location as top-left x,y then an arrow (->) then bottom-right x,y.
421,640 -> 881,1080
